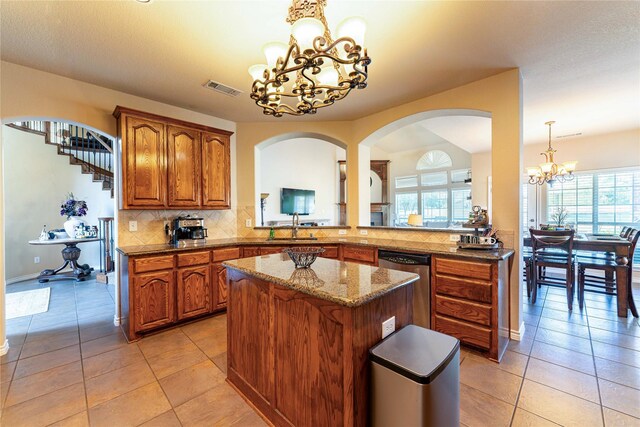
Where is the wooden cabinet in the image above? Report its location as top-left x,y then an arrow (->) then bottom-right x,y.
242,247 -> 260,258
167,125 -> 201,207
342,244 -> 378,265
176,265 -> 211,320
213,263 -> 228,309
114,106 -> 233,210
133,270 -> 175,332
318,245 -> 339,259
121,247 -> 240,341
121,116 -> 166,208
431,256 -> 510,362
202,132 -> 230,208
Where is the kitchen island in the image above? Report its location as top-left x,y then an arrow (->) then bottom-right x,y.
223,254 -> 419,427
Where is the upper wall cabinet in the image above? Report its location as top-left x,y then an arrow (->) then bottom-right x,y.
114,107 -> 233,210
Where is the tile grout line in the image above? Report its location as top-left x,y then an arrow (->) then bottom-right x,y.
75,280 -> 93,426
509,286 -> 547,426
584,297 -> 607,426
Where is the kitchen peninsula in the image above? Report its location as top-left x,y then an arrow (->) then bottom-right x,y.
223,254 -> 419,427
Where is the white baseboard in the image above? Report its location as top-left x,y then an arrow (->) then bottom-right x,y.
5,265 -> 103,285
0,339 -> 9,356
510,322 -> 525,341
5,272 -> 40,285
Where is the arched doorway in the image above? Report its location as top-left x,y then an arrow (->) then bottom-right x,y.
1,116 -> 119,356
255,132 -> 348,227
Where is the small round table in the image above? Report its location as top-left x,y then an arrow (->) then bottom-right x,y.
28,237 -> 101,282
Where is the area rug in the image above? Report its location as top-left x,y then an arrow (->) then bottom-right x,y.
5,288 -> 51,320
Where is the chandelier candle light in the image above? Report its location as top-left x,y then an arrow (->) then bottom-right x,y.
526,121 -> 578,186
248,0 -> 371,117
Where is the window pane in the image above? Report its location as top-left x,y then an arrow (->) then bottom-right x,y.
451,169 -> 470,183
395,192 -> 418,225
422,190 -> 448,222
395,176 -> 418,189
452,188 -> 471,223
421,172 -> 448,187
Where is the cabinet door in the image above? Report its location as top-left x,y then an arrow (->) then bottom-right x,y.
177,265 -> 211,320
201,132 -> 230,208
133,270 -> 175,332
213,263 -> 228,309
167,125 -> 201,207
123,116 -> 166,208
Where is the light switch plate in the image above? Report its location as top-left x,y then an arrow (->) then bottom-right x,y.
34,257 -> 40,264
382,316 -> 396,339
129,221 -> 138,232
338,229 -> 347,235
450,234 -> 460,242
245,219 -> 252,228
359,229 -> 368,235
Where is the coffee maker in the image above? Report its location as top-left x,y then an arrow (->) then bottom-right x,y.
167,215 -> 208,246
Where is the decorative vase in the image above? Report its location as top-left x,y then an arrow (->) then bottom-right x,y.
64,217 -> 84,238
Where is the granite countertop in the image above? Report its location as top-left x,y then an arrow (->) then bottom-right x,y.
116,237 -> 514,260
223,254 -> 419,307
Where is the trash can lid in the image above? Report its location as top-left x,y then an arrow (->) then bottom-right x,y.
369,325 -> 460,385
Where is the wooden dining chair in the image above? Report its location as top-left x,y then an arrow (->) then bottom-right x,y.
528,228 -> 576,309
577,228 -> 639,316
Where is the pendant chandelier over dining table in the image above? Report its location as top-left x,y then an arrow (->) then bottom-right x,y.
526,121 -> 578,186
248,0 -> 371,117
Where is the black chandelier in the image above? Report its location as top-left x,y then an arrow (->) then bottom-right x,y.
248,0 -> 371,117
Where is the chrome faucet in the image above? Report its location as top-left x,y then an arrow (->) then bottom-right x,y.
291,212 -> 299,239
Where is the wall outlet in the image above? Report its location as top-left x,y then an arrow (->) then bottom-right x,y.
128,221 -> 138,232
450,234 -> 460,242
34,256 -> 40,264
382,316 -> 396,339
338,229 -> 347,235
245,219 -> 252,228
359,229 -> 368,236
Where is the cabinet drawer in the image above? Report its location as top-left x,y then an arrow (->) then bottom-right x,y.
133,255 -> 174,273
435,295 -> 491,327
177,251 -> 210,267
343,245 -> 376,264
434,257 -> 492,281
212,247 -> 241,262
434,315 -> 491,350
242,247 -> 260,258
319,246 -> 339,259
434,274 -> 492,303
260,246 -> 285,255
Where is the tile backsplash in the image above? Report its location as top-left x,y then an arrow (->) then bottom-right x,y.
118,206 -> 515,249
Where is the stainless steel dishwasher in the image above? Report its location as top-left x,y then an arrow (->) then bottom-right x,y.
378,250 -> 431,328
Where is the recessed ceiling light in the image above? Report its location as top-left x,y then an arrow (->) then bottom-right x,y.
135,0 -> 151,3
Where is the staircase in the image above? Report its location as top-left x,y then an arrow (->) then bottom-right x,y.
7,121 -> 114,197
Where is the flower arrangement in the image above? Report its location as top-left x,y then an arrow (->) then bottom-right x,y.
60,193 -> 88,219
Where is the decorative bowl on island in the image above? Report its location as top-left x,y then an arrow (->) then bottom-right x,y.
283,247 -> 326,268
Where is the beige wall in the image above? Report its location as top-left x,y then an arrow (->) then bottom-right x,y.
471,151 -> 492,208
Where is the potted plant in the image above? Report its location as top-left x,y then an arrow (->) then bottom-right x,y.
549,207 -> 569,230
60,193 -> 88,238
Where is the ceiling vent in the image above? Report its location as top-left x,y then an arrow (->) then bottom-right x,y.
203,80 -> 243,97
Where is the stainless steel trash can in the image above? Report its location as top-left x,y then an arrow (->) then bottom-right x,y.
370,325 -> 460,427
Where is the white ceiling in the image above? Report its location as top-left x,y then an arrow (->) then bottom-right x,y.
1,1 -> 639,144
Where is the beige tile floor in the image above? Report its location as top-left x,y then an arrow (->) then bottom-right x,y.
1,276 -> 639,426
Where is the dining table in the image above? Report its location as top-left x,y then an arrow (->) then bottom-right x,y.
524,233 -> 634,318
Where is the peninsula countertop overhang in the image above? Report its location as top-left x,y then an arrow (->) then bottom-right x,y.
116,236 -> 515,260
223,254 -> 420,307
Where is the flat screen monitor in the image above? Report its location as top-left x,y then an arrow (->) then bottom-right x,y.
281,188 -> 315,215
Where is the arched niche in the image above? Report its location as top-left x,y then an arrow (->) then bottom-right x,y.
357,109 -> 492,227
254,132 -> 347,227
